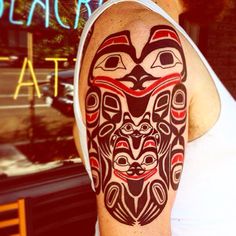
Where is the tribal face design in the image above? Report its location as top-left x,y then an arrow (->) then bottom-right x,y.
85,25 -> 187,226
113,113 -> 159,183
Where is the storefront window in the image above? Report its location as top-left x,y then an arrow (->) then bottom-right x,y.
0,0 -> 104,179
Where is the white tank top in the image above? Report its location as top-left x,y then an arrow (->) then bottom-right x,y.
74,1 -> 236,235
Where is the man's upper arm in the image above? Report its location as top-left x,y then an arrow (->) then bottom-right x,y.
79,7 -> 188,234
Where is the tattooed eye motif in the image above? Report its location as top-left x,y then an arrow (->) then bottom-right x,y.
115,156 -> 129,166
95,54 -> 126,71
121,123 -> 134,134
139,123 -> 152,134
151,50 -> 181,69
142,155 -> 157,166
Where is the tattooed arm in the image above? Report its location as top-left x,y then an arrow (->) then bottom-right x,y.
77,4 -> 189,236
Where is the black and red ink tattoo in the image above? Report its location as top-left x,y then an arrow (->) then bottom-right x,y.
85,25 -> 187,226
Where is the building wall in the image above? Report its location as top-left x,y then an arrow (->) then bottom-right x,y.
201,1 -> 236,98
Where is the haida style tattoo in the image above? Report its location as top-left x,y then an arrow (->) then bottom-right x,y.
85,25 -> 187,226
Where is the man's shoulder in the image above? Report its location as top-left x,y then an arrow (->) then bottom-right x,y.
93,1 -> 175,40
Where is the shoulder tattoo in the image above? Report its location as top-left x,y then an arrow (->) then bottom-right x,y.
85,25 -> 187,226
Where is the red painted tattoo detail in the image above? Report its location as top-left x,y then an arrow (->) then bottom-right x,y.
98,35 -> 130,52
150,29 -> 181,45
93,73 -> 181,97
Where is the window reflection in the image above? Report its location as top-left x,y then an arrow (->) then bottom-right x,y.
0,0 -> 104,179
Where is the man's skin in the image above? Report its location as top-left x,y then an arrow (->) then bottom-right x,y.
74,1 -> 220,235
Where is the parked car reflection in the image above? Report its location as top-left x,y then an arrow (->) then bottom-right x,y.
42,69 -> 74,117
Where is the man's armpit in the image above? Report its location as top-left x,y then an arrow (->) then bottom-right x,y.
85,25 -> 187,226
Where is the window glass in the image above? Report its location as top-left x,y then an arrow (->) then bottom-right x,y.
0,0 -> 103,179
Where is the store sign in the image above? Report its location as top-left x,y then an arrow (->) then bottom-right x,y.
0,0 -> 3,18
0,1 -> 105,99
0,0 -> 104,29
0,57 -> 77,99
